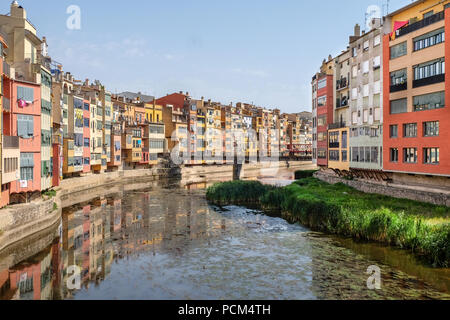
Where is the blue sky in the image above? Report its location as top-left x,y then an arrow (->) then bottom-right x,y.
4,0 -> 410,113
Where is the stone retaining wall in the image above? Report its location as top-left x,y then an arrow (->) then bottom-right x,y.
316,172 -> 450,207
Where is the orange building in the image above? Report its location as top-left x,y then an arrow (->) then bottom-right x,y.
383,0 -> 450,178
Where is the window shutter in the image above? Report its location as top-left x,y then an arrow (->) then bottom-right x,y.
27,116 -> 34,137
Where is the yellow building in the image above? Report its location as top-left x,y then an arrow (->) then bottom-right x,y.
328,127 -> 350,172
63,138 -> 75,174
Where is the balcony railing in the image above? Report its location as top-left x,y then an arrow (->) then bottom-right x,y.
390,82 -> 407,93
336,97 -> 349,109
336,78 -> 348,90
413,74 -> 445,88
329,122 -> 346,130
329,142 -> 340,149
397,11 -> 444,38
3,136 -> 19,149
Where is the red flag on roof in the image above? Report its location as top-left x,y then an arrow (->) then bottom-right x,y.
390,21 -> 409,40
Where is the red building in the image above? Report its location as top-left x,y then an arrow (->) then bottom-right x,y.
313,71 -> 334,167
383,4 -> 450,178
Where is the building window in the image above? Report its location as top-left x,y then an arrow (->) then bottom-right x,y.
317,96 -> 327,107
17,86 -> 35,102
371,147 -> 379,164
423,10 -> 434,19
423,148 -> 439,164
390,125 -> 398,138
318,116 -> 327,127
84,138 -> 90,147
342,151 -> 348,162
413,91 -> 445,111
351,147 -> 359,162
374,35 -> 381,46
329,150 -> 340,161
390,98 -> 407,114
362,60 -> 369,74
20,153 -> 34,181
342,131 -> 348,149
413,27 -> 444,52
17,115 -> 34,139
390,148 -> 399,162
403,123 -> 417,138
4,158 -> 18,174
84,158 -> 90,165
318,79 -> 327,90
329,132 -> 339,148
84,118 -> 90,127
403,148 -> 418,163
390,68 -> 407,89
390,41 -> 407,59
318,150 -> 327,159
423,121 -> 439,137
413,58 -> 445,87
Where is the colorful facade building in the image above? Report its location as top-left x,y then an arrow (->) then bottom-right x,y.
312,56 -> 335,168
1,34 -> 20,208
145,101 -> 165,165
40,39 -> 52,191
83,99 -> 91,173
157,93 -> 189,164
50,67 -> 65,187
349,22 -> 384,177
4,77 -> 42,202
383,0 -> 450,183
328,48 -> 351,173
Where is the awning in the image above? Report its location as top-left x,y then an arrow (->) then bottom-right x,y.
390,21 -> 409,40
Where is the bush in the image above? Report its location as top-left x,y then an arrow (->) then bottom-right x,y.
294,170 -> 318,180
206,177 -> 450,267
206,180 -> 274,206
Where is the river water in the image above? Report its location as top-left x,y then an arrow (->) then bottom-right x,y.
0,174 -> 449,300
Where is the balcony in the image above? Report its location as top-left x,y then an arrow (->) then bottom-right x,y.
329,122 -> 347,130
413,74 -> 445,88
329,142 -> 340,149
336,96 -> 349,109
336,78 -> 348,90
3,136 -> 19,149
396,11 -> 444,38
390,82 -> 407,93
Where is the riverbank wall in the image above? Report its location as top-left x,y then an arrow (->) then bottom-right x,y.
315,171 -> 450,207
182,161 -> 315,186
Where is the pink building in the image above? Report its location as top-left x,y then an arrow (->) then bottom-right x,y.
3,78 -> 41,201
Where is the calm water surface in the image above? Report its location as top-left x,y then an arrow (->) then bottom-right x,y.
0,182 -> 449,300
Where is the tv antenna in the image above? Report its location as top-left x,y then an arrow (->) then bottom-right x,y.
383,0 -> 391,16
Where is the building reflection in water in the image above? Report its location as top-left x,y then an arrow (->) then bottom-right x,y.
0,189 -> 214,300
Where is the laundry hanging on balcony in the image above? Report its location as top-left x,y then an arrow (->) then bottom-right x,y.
390,21 -> 409,40
17,99 -> 29,108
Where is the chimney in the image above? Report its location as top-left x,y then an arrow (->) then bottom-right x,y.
354,24 -> 361,37
11,1 -> 26,19
84,78 -> 89,86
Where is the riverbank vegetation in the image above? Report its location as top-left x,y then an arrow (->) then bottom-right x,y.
206,178 -> 450,267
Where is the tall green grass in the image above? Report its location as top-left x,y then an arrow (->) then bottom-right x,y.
207,177 -> 450,267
